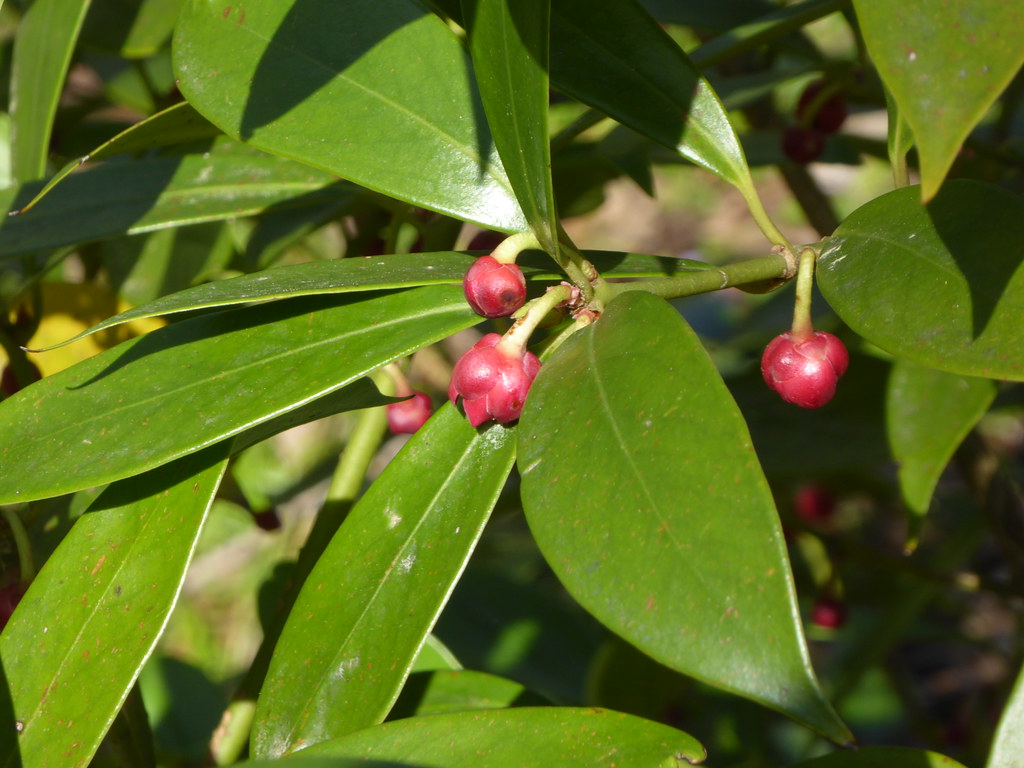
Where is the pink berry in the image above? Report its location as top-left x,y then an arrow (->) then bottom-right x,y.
463,256 -> 526,318
811,596 -> 847,629
387,391 -> 433,434
797,81 -> 847,134
448,334 -> 541,426
761,331 -> 849,409
781,125 -> 826,164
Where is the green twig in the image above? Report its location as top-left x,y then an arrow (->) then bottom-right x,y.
790,248 -> 818,340
601,252 -> 792,302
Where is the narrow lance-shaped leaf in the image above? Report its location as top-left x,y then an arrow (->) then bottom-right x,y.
253,405 -> 517,758
36,250 -> 704,349
0,140 -> 350,263
12,101 -> 221,216
0,285 -> 478,505
818,180 -> 1024,381
517,291 -> 852,743
463,0 -> 558,251
299,707 -> 706,766
549,0 -> 764,213
0,442 -> 230,768
10,0 -> 92,182
887,359 -> 996,538
853,0 -> 1024,201
174,0 -> 527,232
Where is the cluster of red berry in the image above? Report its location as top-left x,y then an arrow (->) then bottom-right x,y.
782,80 -> 847,164
386,246 -> 533,434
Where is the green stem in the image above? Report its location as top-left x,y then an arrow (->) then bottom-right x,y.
234,374 -> 392,701
491,232 -> 541,264
602,253 -> 792,302
502,285 -> 572,353
690,0 -> 851,70
323,371 -> 394,512
790,248 -> 818,340
1,507 -> 35,582
210,700 -> 256,766
740,186 -> 794,252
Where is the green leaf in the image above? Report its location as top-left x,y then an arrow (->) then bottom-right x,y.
389,669 -> 534,719
794,746 -> 969,768
252,405 -> 517,758
0,140 -> 348,262
173,0 -> 527,232
853,0 -> 1024,200
40,250 -> 705,349
0,443 -> 230,768
989,661 -> 1024,768
302,707 -> 705,765
13,101 -> 221,217
0,286 -> 477,505
9,0 -> 93,182
887,359 -> 996,521
517,291 -> 851,743
818,181 -> 1024,380
549,0 -> 759,203
463,0 -> 558,251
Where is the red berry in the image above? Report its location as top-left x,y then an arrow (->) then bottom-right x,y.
463,256 -> 527,318
794,484 -> 836,524
782,125 -> 826,164
448,333 -> 541,426
386,391 -> 433,434
761,331 -> 849,409
811,596 -> 846,629
797,81 -> 847,134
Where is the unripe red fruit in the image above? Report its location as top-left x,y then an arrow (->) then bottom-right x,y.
782,125 -> 826,164
448,333 -> 541,426
811,596 -> 847,629
761,331 -> 849,409
387,391 -> 433,434
797,81 -> 847,134
463,256 -> 527,318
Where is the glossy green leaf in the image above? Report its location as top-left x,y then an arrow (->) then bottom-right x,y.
253,405 -> 517,758
549,0 -> 758,200
389,669 -> 532,719
410,635 -> 462,673
302,707 -> 705,766
14,102 -> 221,217
818,181 -> 1024,380
517,291 -> 851,743
988,661 -> 1024,768
0,443 -> 230,768
0,141 -> 348,262
174,0 -> 527,232
853,0 -> 1024,200
794,746 -> 969,768
887,359 -> 996,520
40,250 -> 706,349
9,0 -> 92,182
0,286 -> 477,505
463,0 -> 557,251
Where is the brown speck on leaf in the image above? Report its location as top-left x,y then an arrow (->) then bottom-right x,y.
222,6 -> 231,18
